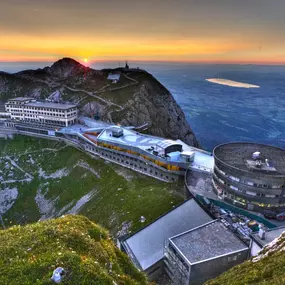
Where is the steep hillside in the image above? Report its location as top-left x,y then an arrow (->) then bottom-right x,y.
0,136 -> 184,236
205,232 -> 285,285
0,58 -> 199,146
0,215 -> 147,285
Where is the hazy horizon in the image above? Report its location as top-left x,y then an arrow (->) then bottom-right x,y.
1,59 -> 285,74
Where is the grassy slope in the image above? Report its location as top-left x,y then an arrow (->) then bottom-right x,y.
0,136 -> 184,235
205,233 -> 285,285
0,215 -> 147,285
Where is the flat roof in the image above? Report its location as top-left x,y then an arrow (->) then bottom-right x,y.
170,220 -> 248,264
214,143 -> 285,176
122,199 -> 213,270
98,126 -> 172,151
25,102 -> 77,110
59,119 -> 214,167
251,226 -> 285,248
79,117 -> 112,129
107,73 -> 120,80
97,127 -> 209,164
177,140 -> 214,172
7,97 -> 34,102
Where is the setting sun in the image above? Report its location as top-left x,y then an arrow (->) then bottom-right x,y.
83,58 -> 88,63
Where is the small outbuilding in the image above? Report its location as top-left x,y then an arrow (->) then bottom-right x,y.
110,127 -> 124,138
165,220 -> 249,285
107,73 -> 121,83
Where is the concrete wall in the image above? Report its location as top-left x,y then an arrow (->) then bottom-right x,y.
145,260 -> 165,281
250,241 -> 262,257
189,249 -> 248,285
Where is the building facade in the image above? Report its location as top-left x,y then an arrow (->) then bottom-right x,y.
213,143 -> 285,213
5,97 -> 77,127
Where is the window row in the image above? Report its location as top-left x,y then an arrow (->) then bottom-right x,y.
214,175 -> 281,198
93,148 -> 175,181
214,165 -> 284,189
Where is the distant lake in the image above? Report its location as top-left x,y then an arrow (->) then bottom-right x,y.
1,61 -> 285,151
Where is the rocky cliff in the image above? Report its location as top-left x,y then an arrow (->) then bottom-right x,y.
0,58 -> 199,146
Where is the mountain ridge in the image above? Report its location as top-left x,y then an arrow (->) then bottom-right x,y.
0,57 -> 199,147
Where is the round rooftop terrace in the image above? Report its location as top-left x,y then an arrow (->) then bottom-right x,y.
213,142 -> 285,176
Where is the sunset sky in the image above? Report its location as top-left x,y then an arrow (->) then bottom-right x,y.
1,0 -> 285,63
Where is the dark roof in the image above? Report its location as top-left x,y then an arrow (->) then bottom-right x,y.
156,140 -> 182,150
170,220 -> 248,264
214,142 -> 285,176
122,199 -> 213,270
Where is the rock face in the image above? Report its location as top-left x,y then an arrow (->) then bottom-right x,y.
0,58 -> 199,146
116,75 -> 198,146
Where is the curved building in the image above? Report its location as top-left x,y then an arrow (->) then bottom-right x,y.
213,143 -> 285,213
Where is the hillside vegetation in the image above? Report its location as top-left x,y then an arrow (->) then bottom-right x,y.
0,136 -> 184,236
0,215 -> 147,285
206,232 -> 285,285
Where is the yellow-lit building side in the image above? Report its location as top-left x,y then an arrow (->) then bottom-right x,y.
95,141 -> 182,172
167,164 -> 180,171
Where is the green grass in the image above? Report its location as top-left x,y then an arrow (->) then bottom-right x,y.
0,215 -> 147,285
205,233 -> 285,285
0,136 -> 184,236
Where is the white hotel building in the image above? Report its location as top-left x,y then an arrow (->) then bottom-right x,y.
4,97 -> 77,127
